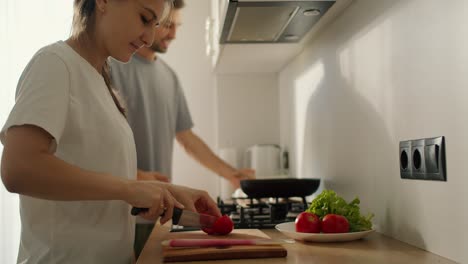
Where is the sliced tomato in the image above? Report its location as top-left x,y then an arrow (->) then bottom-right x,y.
202,215 -> 233,235
202,227 -> 216,235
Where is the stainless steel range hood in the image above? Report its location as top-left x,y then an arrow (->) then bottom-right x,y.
220,0 -> 336,44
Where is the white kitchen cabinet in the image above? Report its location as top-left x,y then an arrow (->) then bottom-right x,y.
206,0 -> 228,69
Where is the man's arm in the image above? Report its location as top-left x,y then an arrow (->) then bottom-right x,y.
176,129 -> 254,189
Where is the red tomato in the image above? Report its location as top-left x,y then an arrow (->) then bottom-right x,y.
321,214 -> 349,233
202,215 -> 233,235
295,212 -> 321,233
202,226 -> 216,235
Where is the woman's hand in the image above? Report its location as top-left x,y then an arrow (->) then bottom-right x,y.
124,180 -> 184,224
167,184 -> 222,217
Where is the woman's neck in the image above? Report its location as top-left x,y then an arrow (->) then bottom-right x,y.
66,34 -> 107,74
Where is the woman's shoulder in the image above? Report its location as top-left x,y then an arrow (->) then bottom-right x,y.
18,42 -> 74,83
27,41 -> 97,81
16,42 -> 73,94
20,42 -> 73,77
32,41 -> 76,64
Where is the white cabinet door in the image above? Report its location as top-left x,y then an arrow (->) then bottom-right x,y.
205,0 -> 219,68
206,0 -> 230,69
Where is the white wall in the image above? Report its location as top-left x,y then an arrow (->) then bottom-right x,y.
279,0 -> 467,262
0,1 -> 74,262
214,73 -> 280,199
216,74 -> 280,151
161,0 -> 219,198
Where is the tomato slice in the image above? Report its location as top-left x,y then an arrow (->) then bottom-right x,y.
202,227 -> 216,235
202,215 -> 233,235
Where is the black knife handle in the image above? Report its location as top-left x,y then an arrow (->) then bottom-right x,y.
131,207 -> 147,216
172,207 -> 182,225
131,207 -> 183,224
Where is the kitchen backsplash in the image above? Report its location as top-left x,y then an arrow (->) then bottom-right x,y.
279,0 -> 468,262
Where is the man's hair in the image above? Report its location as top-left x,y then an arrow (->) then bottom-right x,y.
173,0 -> 185,9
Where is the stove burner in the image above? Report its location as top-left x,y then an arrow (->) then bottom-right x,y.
170,196 -> 310,232
216,196 -> 309,229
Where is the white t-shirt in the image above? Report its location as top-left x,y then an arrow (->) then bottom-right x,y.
0,41 -> 137,264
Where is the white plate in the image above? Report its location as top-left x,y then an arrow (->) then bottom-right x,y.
275,222 -> 375,242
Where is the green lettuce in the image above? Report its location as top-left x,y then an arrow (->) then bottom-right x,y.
306,190 -> 374,232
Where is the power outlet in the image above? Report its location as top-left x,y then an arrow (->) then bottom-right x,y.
399,136 -> 446,181
399,141 -> 412,179
411,139 -> 426,179
424,137 -> 446,181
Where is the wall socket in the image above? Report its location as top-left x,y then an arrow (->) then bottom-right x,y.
399,136 -> 446,181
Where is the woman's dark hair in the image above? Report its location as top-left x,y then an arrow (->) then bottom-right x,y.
173,0 -> 184,9
71,0 -> 173,116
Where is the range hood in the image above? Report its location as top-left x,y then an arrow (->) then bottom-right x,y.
220,0 -> 336,44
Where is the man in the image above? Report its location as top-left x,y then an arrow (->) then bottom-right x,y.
109,0 -> 253,257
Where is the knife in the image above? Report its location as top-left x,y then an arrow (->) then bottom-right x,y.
131,207 -> 218,228
161,238 -> 295,247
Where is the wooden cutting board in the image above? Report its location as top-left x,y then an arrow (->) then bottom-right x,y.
163,229 -> 287,262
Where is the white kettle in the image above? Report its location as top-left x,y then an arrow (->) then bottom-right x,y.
244,144 -> 281,179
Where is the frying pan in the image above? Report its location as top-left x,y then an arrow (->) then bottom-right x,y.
240,178 -> 320,199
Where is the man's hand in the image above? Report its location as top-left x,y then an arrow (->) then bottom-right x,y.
229,169 -> 255,189
137,170 -> 170,182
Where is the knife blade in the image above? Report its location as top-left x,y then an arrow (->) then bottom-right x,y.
130,207 -> 218,228
174,209 -> 219,228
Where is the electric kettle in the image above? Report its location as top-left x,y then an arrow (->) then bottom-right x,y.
244,144 -> 281,179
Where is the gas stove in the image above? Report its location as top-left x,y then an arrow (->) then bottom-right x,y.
218,196 -> 309,229
170,196 -> 309,232
170,177 -> 321,232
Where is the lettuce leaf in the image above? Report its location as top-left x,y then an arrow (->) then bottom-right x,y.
306,190 -> 374,232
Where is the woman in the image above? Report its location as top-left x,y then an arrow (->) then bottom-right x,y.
0,0 -> 220,263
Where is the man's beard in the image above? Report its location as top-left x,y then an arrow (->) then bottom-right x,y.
150,42 -> 166,53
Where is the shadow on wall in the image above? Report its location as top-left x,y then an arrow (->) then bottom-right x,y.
292,0 -> 426,249
300,46 -> 393,221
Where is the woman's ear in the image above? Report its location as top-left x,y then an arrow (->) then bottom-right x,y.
95,0 -> 108,13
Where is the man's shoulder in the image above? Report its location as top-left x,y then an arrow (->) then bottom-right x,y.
156,58 -> 179,80
108,57 -> 131,69
108,55 -> 149,70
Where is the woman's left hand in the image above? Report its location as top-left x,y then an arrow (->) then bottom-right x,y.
166,184 -> 222,217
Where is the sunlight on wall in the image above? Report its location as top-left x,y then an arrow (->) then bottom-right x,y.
293,61 -> 324,178
338,19 -> 395,138
0,1 -> 73,262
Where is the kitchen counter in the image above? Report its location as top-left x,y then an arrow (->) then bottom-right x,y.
136,224 -> 456,264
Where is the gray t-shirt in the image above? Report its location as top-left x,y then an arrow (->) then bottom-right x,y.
109,55 -> 193,178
